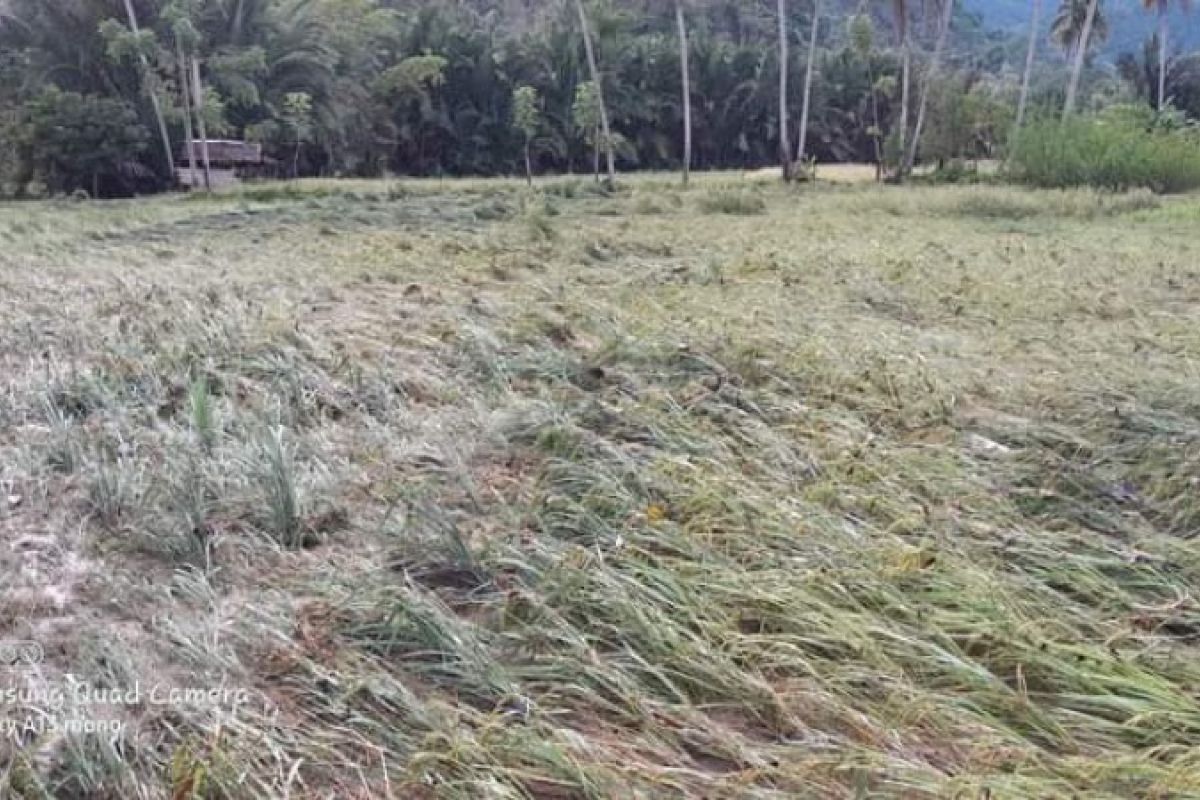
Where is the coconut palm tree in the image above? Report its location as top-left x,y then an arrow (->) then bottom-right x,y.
891,0 -> 911,166
1142,0 -> 1192,110
902,0 -> 954,176
176,38 -> 198,187
676,0 -> 692,185
574,0 -> 615,184
1014,0 -> 1042,133
778,0 -> 791,180
849,13 -> 883,179
191,57 -> 212,190
796,0 -> 819,164
1052,0 -> 1108,62
0,1 -> 120,100
121,0 -> 175,179
1059,0 -> 1104,116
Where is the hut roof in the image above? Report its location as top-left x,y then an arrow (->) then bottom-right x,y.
178,140 -> 264,164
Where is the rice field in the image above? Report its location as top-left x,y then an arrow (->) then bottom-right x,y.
0,174 -> 1199,798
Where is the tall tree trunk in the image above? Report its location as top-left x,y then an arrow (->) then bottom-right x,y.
1062,0 -> 1099,118
894,0 -> 910,166
777,0 -> 791,181
176,41 -> 198,190
676,0 -> 692,186
796,0 -> 819,164
122,0 -> 175,181
575,0 -> 616,185
899,47 -> 910,164
867,60 -> 883,180
1014,0 -> 1041,132
1157,5 -> 1168,111
902,0 -> 954,176
524,137 -> 533,186
191,58 -> 212,191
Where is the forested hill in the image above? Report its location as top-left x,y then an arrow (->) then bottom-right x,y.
965,0 -> 1200,59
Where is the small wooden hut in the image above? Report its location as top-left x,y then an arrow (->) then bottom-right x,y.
176,140 -> 268,189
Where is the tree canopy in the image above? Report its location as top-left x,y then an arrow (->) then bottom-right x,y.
0,0 -> 1196,195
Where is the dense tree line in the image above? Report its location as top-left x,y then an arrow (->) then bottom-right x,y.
0,0 -> 1195,196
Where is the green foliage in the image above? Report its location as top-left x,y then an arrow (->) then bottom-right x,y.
1007,107 -> 1200,193
0,0 -> 838,182
920,76 -> 1014,164
5,88 -> 150,196
1118,37 -> 1200,119
377,54 -> 448,102
848,14 -> 875,57
512,85 -> 541,142
2,0 -> 1188,188
206,47 -> 269,109
98,20 -> 156,65
276,91 -> 315,176
572,81 -> 602,141
1051,0 -> 1109,58
282,92 -> 313,138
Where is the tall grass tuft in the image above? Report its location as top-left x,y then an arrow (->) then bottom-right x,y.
188,376 -> 215,451
86,445 -> 142,531
1008,108 -> 1200,193
259,426 -> 302,549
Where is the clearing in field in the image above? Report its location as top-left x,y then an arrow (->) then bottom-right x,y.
1,176 -> 1199,798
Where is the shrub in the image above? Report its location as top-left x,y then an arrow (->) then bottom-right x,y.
6,88 -> 151,197
1007,108 -> 1200,194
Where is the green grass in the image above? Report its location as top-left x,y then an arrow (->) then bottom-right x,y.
1,176 -> 1199,798
696,188 -> 768,215
1008,110 -> 1200,193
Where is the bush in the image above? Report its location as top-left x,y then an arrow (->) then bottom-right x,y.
5,88 -> 151,197
1007,108 -> 1200,194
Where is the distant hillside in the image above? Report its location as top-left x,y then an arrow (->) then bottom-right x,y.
964,0 -> 1200,61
